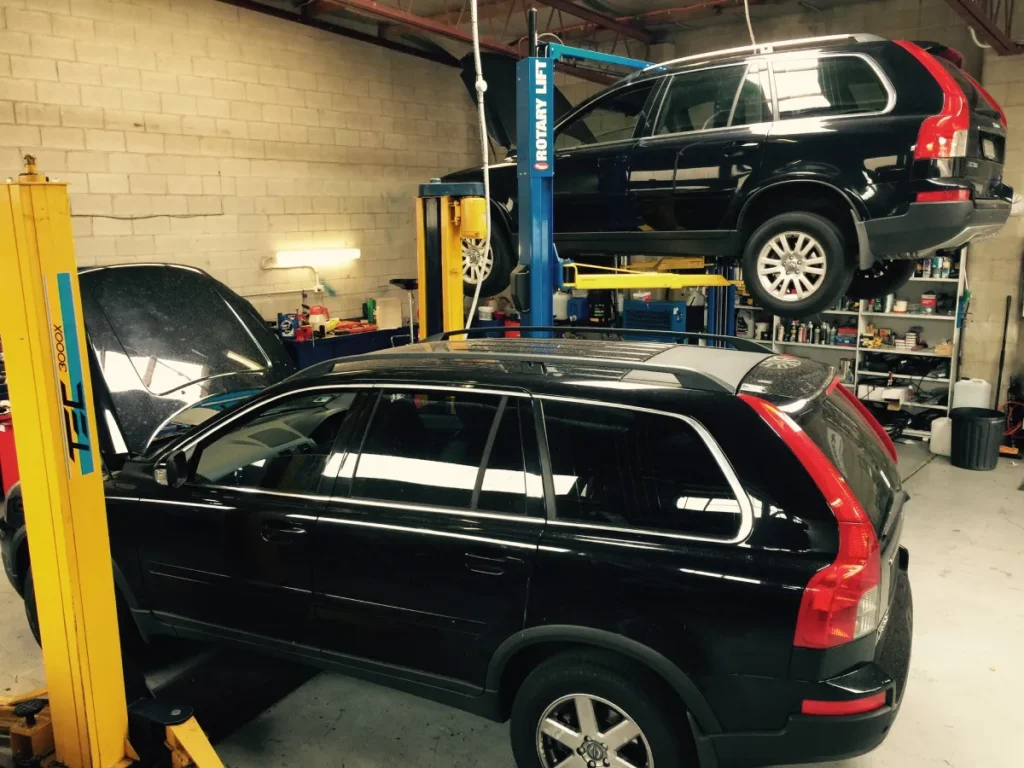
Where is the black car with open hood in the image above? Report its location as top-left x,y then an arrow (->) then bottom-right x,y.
78,263 -> 295,462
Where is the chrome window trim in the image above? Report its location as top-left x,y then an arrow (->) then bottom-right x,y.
649,61 -> 758,138
768,51 -> 896,121
553,76 -> 666,153
349,385 -> 539,522
335,496 -> 545,525
173,383 -> 369,456
536,394 -> 754,545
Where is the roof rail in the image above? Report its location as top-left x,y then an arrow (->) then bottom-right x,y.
332,349 -> 735,393
641,33 -> 886,73
431,326 -> 773,354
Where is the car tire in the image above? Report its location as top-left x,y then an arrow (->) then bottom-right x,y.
510,651 -> 693,768
742,212 -> 851,318
23,565 -> 145,656
463,218 -> 515,298
846,259 -> 917,300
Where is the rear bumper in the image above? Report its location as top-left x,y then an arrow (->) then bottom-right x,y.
703,567 -> 913,768
708,704 -> 899,767
865,198 -> 1011,257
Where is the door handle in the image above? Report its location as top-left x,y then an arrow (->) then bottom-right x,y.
722,141 -> 758,158
261,521 -> 308,543
465,553 -> 507,576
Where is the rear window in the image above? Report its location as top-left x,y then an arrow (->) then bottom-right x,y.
774,55 -> 889,120
797,390 -> 901,532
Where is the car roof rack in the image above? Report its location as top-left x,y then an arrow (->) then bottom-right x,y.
331,347 -> 737,393
641,33 -> 886,73
430,326 -> 774,353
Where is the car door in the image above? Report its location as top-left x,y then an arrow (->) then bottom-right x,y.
630,61 -> 772,241
552,80 -> 660,238
134,385 -> 372,646
312,386 -> 545,687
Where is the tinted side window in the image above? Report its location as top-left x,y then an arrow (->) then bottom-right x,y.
655,64 -> 754,134
543,400 -> 743,538
353,391 -> 531,514
193,390 -> 362,494
774,56 -> 889,120
555,82 -> 657,150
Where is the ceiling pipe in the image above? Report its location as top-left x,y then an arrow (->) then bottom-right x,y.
216,0 -> 460,67
304,0 -> 617,82
547,0 -> 732,37
532,0 -> 652,43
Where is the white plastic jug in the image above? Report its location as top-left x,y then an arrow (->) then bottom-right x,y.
952,378 -> 992,410
930,416 -> 952,457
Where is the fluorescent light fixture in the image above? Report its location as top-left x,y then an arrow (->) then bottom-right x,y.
269,249 -> 360,268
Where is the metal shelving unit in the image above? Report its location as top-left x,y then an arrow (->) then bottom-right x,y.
755,249 -> 968,430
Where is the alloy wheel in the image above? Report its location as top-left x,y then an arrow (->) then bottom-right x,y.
536,694 -> 653,768
756,231 -> 828,302
462,238 -> 494,285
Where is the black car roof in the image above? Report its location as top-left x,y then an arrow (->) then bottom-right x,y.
289,338 -> 775,396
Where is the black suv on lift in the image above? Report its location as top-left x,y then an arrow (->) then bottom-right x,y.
448,34 -> 1011,317
5,332 -> 912,768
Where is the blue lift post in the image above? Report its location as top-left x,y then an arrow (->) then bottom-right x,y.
515,9 -> 650,334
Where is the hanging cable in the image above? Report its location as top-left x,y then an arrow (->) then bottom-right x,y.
743,0 -> 756,46
969,27 -> 992,49
464,0 -> 492,330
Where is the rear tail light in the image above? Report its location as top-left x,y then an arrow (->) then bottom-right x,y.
962,70 -> 1007,127
802,692 -> 887,716
834,383 -> 897,462
740,395 -> 882,648
896,40 -> 969,159
915,189 -> 971,203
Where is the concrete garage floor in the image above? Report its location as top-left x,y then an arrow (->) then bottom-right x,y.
2,442 -> 1022,768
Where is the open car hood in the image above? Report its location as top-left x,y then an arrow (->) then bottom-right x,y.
79,264 -> 295,457
460,52 -> 576,150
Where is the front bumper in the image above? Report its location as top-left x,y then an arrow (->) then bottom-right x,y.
865,198 -> 1011,257
703,569 -> 912,767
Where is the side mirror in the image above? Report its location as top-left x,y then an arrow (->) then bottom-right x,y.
154,451 -> 188,488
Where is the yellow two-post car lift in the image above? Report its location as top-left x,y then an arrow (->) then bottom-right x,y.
0,157 -> 221,768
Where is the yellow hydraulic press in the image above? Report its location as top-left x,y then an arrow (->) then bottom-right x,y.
415,180 -> 488,339
0,157 -> 221,767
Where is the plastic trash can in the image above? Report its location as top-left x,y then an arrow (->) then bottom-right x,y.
950,407 -> 1004,470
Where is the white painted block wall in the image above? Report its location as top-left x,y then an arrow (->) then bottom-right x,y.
0,0 -> 479,320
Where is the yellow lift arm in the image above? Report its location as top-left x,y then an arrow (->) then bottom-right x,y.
0,157 -> 221,768
562,261 -> 743,291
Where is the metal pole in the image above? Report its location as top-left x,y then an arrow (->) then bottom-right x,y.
517,15 -> 554,335
0,158 -> 129,766
528,6 -> 538,56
